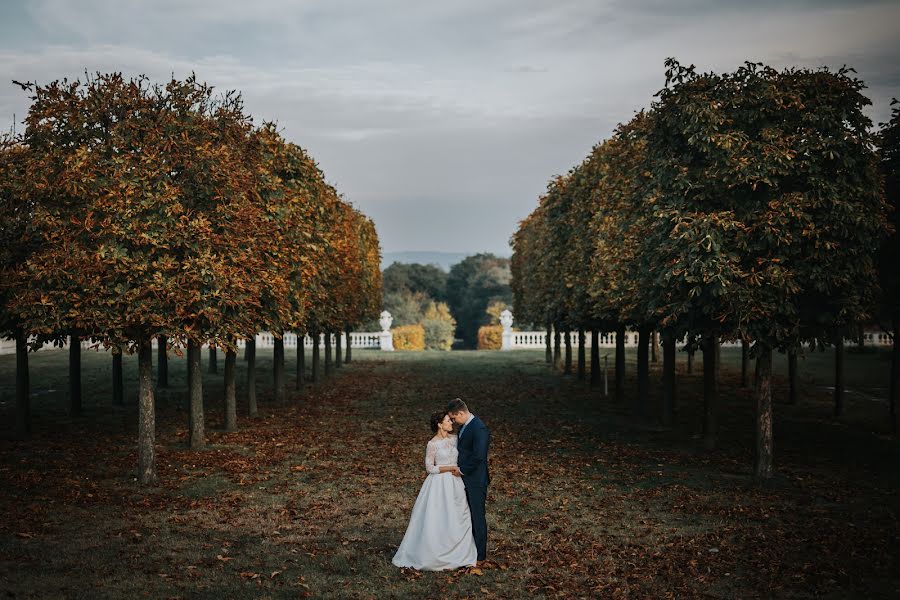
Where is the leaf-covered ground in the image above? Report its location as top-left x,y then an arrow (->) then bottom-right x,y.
0,348 -> 898,599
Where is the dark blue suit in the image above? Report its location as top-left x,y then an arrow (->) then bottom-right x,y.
457,416 -> 490,560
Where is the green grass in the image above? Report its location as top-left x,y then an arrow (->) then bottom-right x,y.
0,347 -> 897,598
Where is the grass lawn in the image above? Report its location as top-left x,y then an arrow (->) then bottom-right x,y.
0,346 -> 897,598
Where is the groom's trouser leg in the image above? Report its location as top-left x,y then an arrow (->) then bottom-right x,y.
466,486 -> 488,560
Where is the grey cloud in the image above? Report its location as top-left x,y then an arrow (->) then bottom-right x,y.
1,0 -> 899,254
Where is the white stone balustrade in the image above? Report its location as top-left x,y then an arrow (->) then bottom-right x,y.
0,312 -> 399,355
0,311 -> 893,355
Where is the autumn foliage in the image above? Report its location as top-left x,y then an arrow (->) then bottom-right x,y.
511,60 -> 892,477
0,73 -> 382,482
476,325 -> 503,350
392,325 -> 426,351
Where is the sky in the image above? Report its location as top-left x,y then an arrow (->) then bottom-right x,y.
1,0 -> 898,256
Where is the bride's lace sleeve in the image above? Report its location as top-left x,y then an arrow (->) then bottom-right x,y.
424,441 -> 440,474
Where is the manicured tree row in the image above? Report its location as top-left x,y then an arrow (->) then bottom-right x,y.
0,138 -> 42,438
562,146 -> 615,386
511,199 -> 560,365
510,61 -> 890,478
6,75 -> 293,482
340,214 -> 383,365
877,100 -> 900,435
537,176 -> 575,371
0,74 -> 382,483
511,206 -> 551,362
648,61 -> 887,476
587,114 -> 657,411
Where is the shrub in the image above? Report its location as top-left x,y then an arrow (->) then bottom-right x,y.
393,324 -> 425,351
477,325 -> 503,350
422,301 -> 456,350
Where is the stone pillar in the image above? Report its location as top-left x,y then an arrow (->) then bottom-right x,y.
500,309 -> 514,351
379,311 -> 394,352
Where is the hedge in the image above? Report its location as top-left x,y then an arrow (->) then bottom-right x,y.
477,325 -> 503,350
393,324 -> 426,351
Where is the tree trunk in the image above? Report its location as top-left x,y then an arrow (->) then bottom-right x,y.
702,334 -> 719,450
545,324 -> 552,364
576,329 -> 586,380
754,345 -> 774,479
208,346 -> 218,374
564,329 -> 572,375
687,348 -> 694,374
274,335 -> 285,403
297,335 -> 306,391
112,350 -> 124,406
834,335 -> 844,417
311,331 -> 320,383
788,350 -> 798,405
590,331 -> 600,387
553,328 -> 561,367
157,335 -> 168,388
661,330 -> 676,427
650,331 -> 659,363
324,331 -> 333,377
137,335 -> 157,485
224,348 -> 237,431
15,328 -> 30,437
247,338 -> 258,418
890,311 -> 899,435
69,333 -> 82,416
857,324 -> 865,351
741,339 -> 749,387
336,329 -> 343,368
187,340 -> 205,449
636,326 -> 650,417
615,325 -> 626,402
345,330 -> 352,363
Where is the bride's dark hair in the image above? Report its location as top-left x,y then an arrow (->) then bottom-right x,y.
430,410 -> 448,433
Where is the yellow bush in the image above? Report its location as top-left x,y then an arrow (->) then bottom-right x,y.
393,324 -> 425,351
477,325 -> 503,350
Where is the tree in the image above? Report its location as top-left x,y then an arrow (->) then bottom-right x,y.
648,60 -> 888,476
422,301 -> 456,350
383,262 -> 447,302
0,137 -> 37,437
588,114 -> 656,408
10,74 -> 292,481
877,100 -> 900,434
447,254 -> 513,348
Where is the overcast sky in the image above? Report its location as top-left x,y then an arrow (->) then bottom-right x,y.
1,0 -> 898,255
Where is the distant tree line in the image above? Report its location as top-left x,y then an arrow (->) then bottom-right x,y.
511,60 -> 898,478
378,253 -> 513,349
0,73 -> 382,484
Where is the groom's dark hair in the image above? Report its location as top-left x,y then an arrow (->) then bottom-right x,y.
447,398 -> 468,415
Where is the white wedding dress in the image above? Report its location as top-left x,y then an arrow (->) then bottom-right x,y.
392,435 -> 478,570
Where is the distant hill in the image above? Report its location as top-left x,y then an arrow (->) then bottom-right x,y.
381,251 -> 472,272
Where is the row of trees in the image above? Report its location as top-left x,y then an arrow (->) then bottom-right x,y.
511,60 -> 898,477
0,73 -> 382,483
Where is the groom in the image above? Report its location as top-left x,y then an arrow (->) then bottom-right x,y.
447,398 -> 490,565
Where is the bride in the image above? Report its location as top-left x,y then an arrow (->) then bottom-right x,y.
392,411 -> 478,571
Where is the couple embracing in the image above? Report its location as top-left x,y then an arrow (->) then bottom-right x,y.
392,398 -> 490,571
